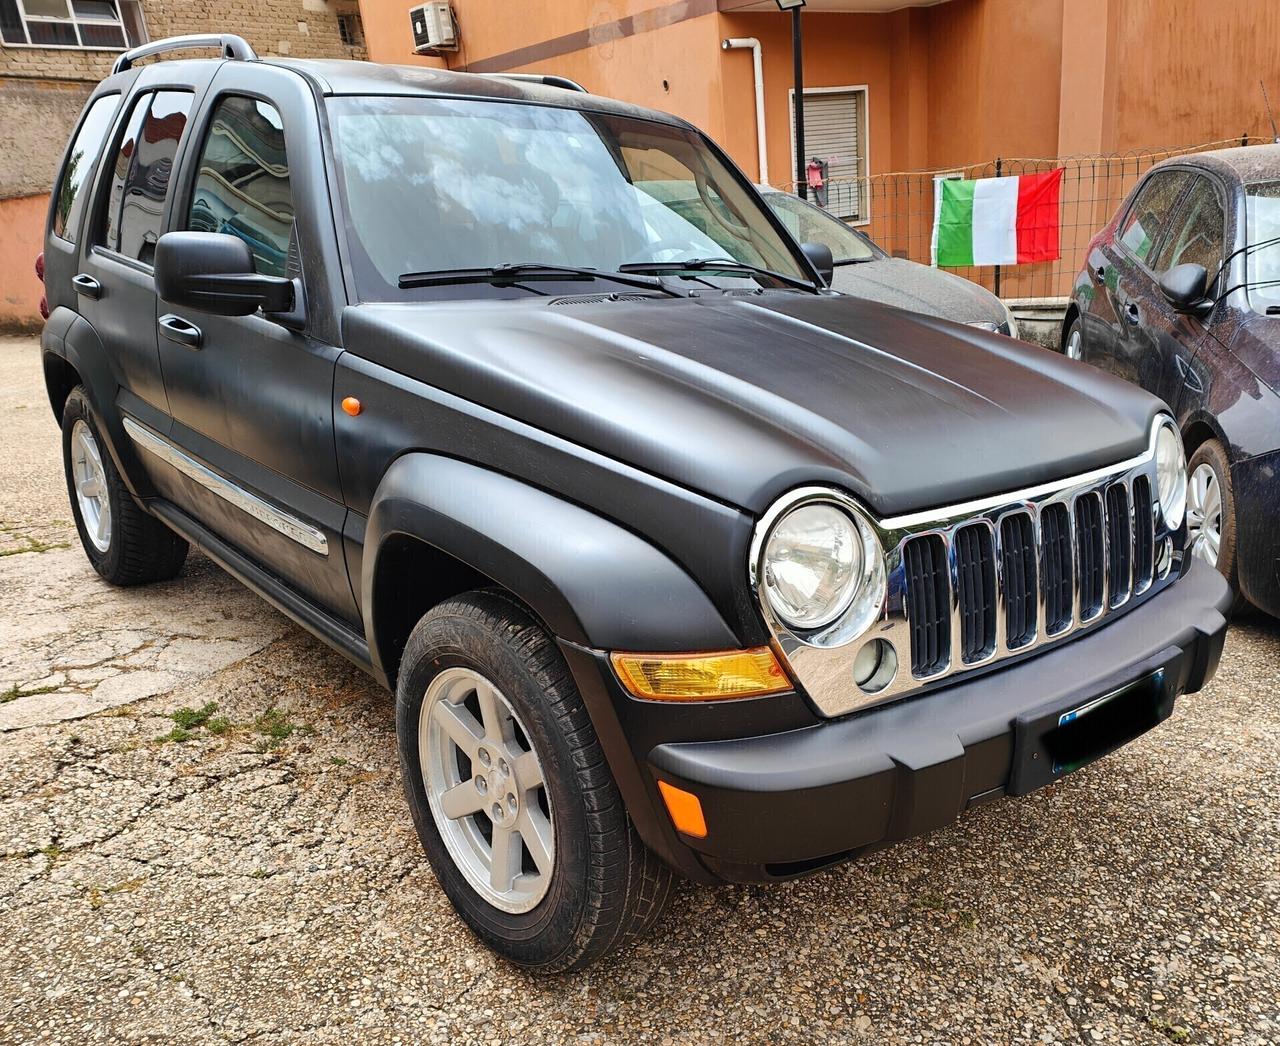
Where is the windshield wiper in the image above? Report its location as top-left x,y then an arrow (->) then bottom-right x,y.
398,263 -> 683,295
617,258 -> 819,293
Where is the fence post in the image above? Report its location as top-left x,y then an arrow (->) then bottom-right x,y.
993,156 -> 1002,300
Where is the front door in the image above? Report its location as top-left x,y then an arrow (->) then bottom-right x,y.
1136,172 -> 1227,407
1096,168 -> 1190,387
153,71 -> 356,623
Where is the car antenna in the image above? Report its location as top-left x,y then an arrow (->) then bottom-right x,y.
1261,80 -> 1280,142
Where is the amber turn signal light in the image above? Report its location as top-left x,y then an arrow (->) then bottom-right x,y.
341,396 -> 362,416
610,647 -> 790,701
657,780 -> 707,838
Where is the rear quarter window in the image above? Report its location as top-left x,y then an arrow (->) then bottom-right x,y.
52,93 -> 121,243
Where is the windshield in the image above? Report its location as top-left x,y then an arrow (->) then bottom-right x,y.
762,191 -> 878,264
1245,180 -> 1280,311
328,96 -> 809,300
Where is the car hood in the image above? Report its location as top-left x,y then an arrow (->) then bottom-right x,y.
344,292 -> 1161,517
830,257 -> 1006,326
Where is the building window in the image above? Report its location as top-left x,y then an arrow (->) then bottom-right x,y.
789,86 -> 870,223
0,0 -> 147,50
337,11 -> 361,48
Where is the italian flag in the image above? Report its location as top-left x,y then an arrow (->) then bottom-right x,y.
932,169 -> 1064,267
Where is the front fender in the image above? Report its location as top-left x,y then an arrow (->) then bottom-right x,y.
362,453 -> 742,680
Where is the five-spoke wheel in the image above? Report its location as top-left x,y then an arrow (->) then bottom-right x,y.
421,666 -> 554,913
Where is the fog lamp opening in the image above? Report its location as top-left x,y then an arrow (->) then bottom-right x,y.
852,638 -> 897,694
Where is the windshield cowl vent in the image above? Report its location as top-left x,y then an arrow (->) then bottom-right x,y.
548,293 -> 664,306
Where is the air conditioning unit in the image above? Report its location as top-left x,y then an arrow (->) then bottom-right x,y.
410,2 -> 457,52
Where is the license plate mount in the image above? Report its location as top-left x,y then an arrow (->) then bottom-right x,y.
1008,668 -> 1172,796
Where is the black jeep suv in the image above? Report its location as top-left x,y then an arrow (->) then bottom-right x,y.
40,35 -> 1232,971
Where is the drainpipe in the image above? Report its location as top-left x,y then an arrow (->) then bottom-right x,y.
722,37 -> 769,186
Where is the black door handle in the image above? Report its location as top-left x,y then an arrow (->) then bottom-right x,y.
72,273 -> 101,299
1125,301 -> 1141,325
158,313 -> 202,349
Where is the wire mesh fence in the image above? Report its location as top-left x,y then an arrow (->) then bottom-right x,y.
794,137 -> 1270,301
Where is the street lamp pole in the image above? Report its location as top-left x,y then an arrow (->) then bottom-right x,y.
777,0 -> 807,199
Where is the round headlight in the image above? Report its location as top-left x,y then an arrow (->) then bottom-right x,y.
762,504 -> 863,629
1154,421 -> 1187,530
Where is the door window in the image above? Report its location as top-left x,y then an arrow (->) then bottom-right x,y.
1118,170 -> 1190,266
99,90 -> 193,265
1152,175 -> 1226,279
52,92 -> 120,243
187,96 -> 296,279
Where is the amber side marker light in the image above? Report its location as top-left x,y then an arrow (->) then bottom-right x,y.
657,780 -> 708,839
610,647 -> 790,701
341,396 -> 362,416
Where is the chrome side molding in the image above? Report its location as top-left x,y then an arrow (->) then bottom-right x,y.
123,417 -> 328,556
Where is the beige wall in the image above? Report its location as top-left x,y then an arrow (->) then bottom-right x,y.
0,0 -> 366,82
0,79 -> 92,198
0,0 -> 367,327
0,0 -> 367,199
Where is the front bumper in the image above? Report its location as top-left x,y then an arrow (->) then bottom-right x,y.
569,559 -> 1232,885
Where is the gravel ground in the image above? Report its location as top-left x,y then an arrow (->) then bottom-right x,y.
1,334 -> 1277,1045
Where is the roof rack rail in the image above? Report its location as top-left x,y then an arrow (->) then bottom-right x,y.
111,33 -> 257,75
487,73 -> 587,93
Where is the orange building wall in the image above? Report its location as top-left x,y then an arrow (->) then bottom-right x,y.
1105,0 -> 1280,150
0,194 -> 47,333
716,11 -> 896,186
498,14 -> 732,148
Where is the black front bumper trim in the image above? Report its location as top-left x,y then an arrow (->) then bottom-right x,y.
647,560 -> 1232,882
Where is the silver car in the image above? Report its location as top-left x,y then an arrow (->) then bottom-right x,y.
759,186 -> 1019,337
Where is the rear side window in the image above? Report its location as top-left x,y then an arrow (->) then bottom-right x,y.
1118,170 -> 1190,265
187,96 -> 296,279
53,93 -> 120,243
100,90 -> 193,265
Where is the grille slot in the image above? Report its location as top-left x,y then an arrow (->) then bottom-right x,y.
1075,492 -> 1105,620
999,512 -> 1038,649
1105,483 -> 1132,606
955,524 -> 997,663
903,535 -> 950,677
1041,503 -> 1074,634
1132,475 -> 1155,592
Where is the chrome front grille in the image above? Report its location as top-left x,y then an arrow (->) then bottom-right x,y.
899,473 -> 1158,683
750,419 -> 1184,719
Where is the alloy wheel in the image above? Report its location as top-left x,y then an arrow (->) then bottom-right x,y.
71,420 -> 111,553
419,666 -> 555,913
1065,327 -> 1083,360
1185,462 -> 1222,567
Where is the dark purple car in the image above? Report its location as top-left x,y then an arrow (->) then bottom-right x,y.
1062,145 -> 1280,618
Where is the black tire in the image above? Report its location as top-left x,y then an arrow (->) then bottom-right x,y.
1062,314 -> 1084,360
61,386 -> 188,586
1186,439 -> 1248,615
395,589 -> 672,972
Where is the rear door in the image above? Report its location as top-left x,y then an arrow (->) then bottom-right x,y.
74,64 -> 216,437
153,63 -> 357,622
1088,169 -> 1190,382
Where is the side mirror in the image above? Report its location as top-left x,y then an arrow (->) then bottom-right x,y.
155,232 -> 297,319
1157,263 -> 1213,316
801,241 -> 835,286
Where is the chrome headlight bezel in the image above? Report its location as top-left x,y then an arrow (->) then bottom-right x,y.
750,489 -> 887,648
1154,417 -> 1188,530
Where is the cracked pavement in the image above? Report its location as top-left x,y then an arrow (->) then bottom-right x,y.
1,334 -> 1278,1045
